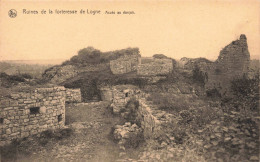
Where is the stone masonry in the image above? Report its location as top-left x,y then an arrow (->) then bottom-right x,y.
107,85 -> 140,114
65,88 -> 82,103
100,85 -> 174,140
0,86 -> 66,145
137,58 -> 173,76
205,34 -> 250,94
110,55 -> 141,74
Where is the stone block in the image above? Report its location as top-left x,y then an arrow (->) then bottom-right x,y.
6,128 -> 11,134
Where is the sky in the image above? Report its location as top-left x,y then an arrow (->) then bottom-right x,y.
0,0 -> 259,62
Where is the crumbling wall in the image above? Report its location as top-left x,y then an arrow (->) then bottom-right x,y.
65,88 -> 82,103
110,55 -> 140,74
205,34 -> 250,93
108,85 -> 140,114
136,99 -> 174,139
0,86 -> 66,145
102,85 -> 174,140
137,58 -> 173,76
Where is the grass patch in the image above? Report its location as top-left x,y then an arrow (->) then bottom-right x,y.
0,128 -> 74,161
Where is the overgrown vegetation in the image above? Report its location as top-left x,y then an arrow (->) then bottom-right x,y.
144,68 -> 259,161
62,47 -> 140,66
0,72 -> 32,88
153,53 -> 177,68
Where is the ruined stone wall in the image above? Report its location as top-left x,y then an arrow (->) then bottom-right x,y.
110,55 -> 140,74
101,85 -> 174,139
0,86 -> 66,145
108,85 -> 140,114
205,34 -> 250,93
137,58 -> 173,76
136,99 -> 174,139
65,88 -> 81,103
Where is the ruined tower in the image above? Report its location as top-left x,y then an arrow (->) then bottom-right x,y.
205,34 -> 251,93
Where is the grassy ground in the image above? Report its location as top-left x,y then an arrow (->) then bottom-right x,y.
143,83 -> 259,162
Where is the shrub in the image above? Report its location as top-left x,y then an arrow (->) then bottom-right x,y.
0,72 -> 27,87
230,74 -> 259,111
62,47 -> 140,66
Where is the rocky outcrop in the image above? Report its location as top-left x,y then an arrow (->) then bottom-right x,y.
42,65 -> 79,84
42,64 -> 109,84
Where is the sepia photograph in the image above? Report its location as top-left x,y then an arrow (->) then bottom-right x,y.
0,0 -> 259,161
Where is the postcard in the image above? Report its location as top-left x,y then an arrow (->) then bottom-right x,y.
0,0 -> 259,161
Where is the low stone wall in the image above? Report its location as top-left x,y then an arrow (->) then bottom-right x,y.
137,98 -> 174,139
101,85 -> 174,140
137,58 -> 173,76
65,88 -> 81,103
0,86 -> 66,145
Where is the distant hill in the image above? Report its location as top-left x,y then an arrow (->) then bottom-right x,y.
2,59 -> 65,65
0,61 -> 56,78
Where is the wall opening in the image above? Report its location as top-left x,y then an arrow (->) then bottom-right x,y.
30,107 -> 40,115
0,118 -> 3,125
125,92 -> 129,97
58,114 -> 62,123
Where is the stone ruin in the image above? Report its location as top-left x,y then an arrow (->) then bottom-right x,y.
109,55 -> 141,74
178,34 -> 251,95
101,85 -> 175,141
0,87 -> 82,145
65,88 -> 81,103
205,34 -> 250,93
109,55 -> 173,76
100,85 -> 140,114
137,57 -> 173,76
